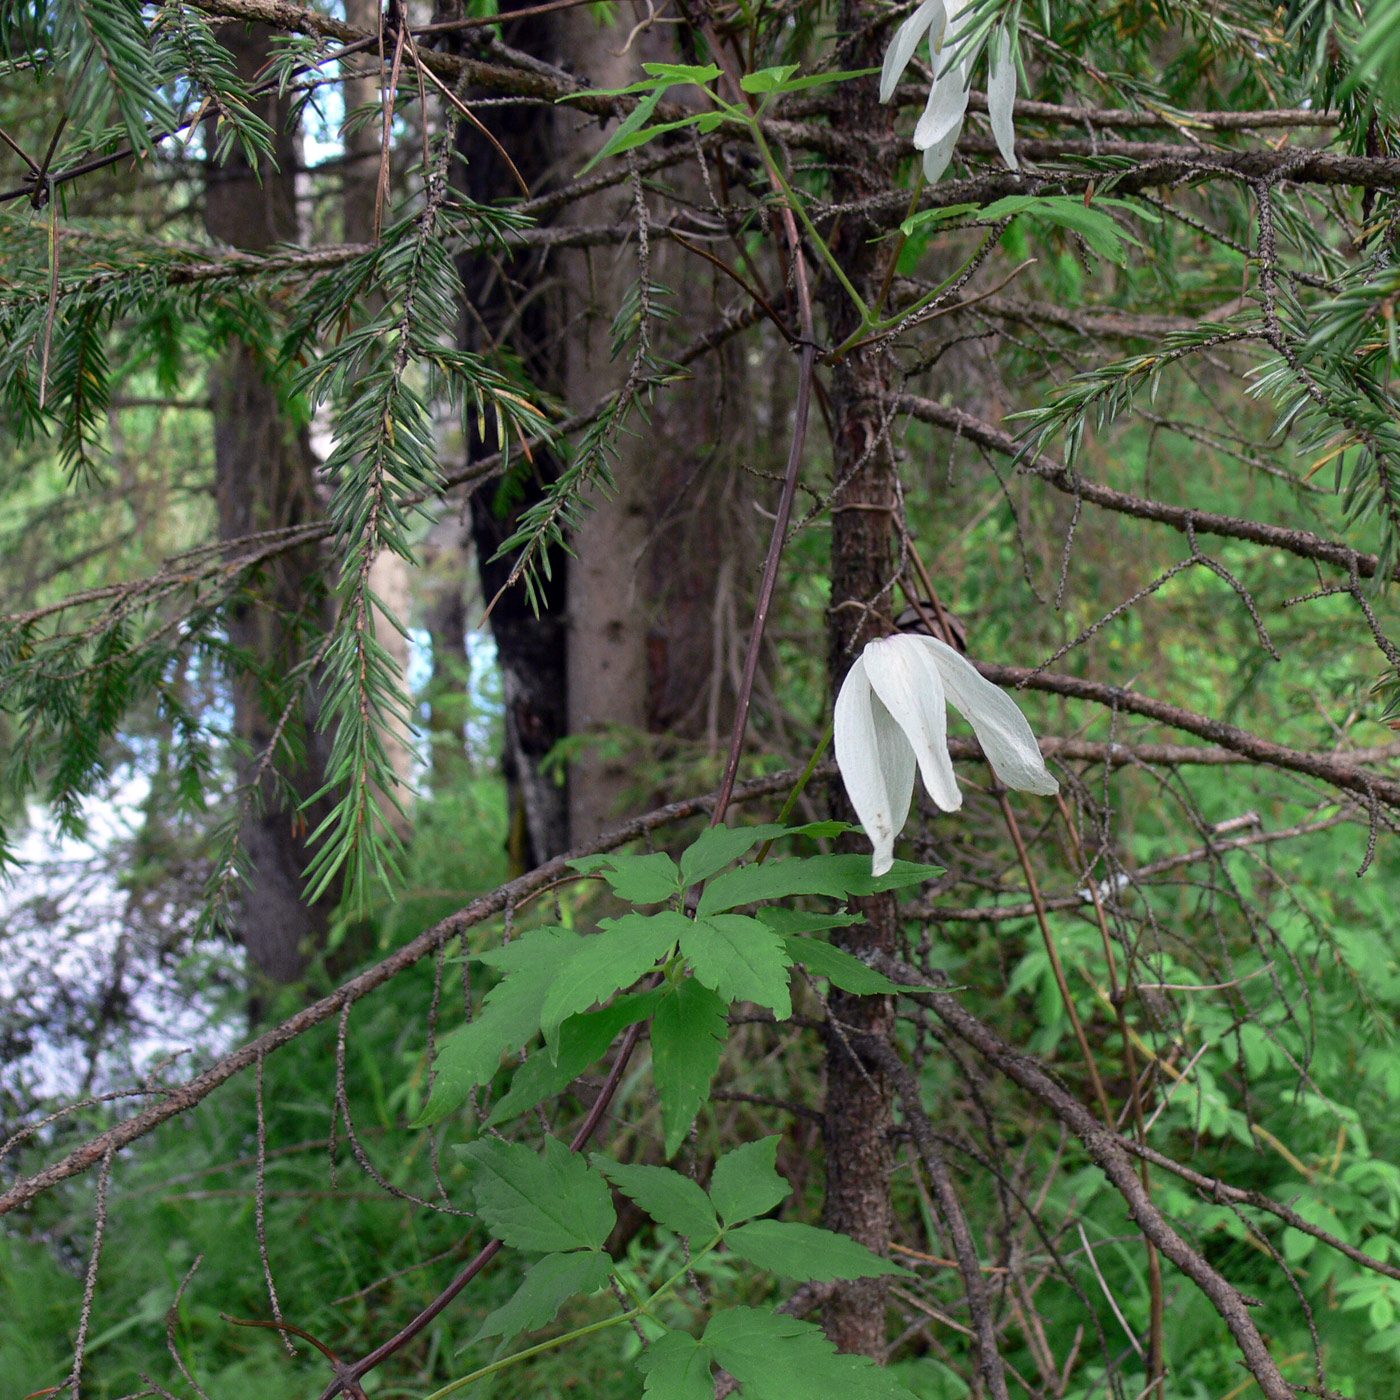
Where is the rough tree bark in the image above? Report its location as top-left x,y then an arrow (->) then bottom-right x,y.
819,2 -> 903,1359
556,14 -> 655,846
205,23 -> 335,991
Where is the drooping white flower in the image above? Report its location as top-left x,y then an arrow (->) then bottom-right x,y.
880,0 -> 1020,182
834,633 -> 1058,875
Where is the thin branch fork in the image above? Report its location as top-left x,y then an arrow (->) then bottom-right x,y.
874,960 -> 1297,1400
915,809 -> 1361,923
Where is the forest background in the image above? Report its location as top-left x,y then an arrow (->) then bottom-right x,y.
5,0 -> 1400,1397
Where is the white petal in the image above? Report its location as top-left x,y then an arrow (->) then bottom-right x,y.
987,29 -> 1019,171
862,636 -> 962,813
834,654 -> 916,875
932,0 -> 973,62
913,61 -> 970,150
880,0 -> 944,104
920,637 -> 1060,797
920,116 -> 963,182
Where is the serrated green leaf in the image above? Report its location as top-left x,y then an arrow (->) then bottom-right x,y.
703,1308 -> 918,1400
652,978 -> 728,1156
593,1157 -> 720,1240
698,855 -> 940,915
756,907 -> 863,935
708,1137 -> 791,1224
681,914 -> 792,1017
458,1136 -> 615,1253
539,910 -> 689,1055
679,824 -> 784,886
580,112 -> 719,173
568,851 -> 682,903
487,989 -> 663,1126
413,928 -> 579,1126
641,61 -> 723,82
475,927 -> 580,973
725,1220 -> 910,1281
578,86 -> 663,173
783,936 -> 901,994
637,1328 -> 715,1400
778,820 -> 855,840
741,65 -> 876,94
465,1250 -> 612,1351
740,64 -> 800,92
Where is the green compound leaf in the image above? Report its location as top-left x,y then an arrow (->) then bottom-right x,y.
465,1249 -> 611,1351
593,1157 -> 720,1241
413,927 -> 579,1127
487,989 -> 663,1127
782,936 -> 902,995
703,1308 -> 920,1400
697,855 -> 941,916
651,978 -> 729,1156
724,1220 -> 911,1282
708,1137 -> 792,1225
682,914 -> 792,1017
568,851 -> 683,903
459,1136 -> 615,1253
540,910 -> 690,1055
636,1328 -> 715,1400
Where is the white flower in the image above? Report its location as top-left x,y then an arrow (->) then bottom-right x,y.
880,0 -> 1019,183
834,633 -> 1058,875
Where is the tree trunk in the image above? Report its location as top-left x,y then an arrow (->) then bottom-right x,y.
448,3 -> 755,857
819,3 -> 901,1358
558,9 -> 757,841
204,23 -> 334,990
448,0 -> 572,871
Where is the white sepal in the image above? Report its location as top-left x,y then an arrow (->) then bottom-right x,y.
918,637 -> 1060,797
987,28 -> 1019,170
921,118 -> 963,182
863,635 -> 961,812
833,653 -> 917,876
834,631 -> 1059,874
879,0 -> 945,104
912,57 -> 970,151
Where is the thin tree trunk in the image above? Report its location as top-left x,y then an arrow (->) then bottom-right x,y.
560,9 -> 756,840
820,3 -> 901,1358
205,24 -> 333,992
448,0 -> 572,871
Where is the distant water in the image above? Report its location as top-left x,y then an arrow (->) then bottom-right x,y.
0,775 -> 241,1131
